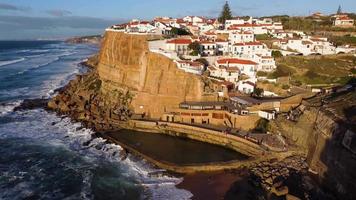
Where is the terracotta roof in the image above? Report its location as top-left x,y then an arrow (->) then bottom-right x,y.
233,41 -> 263,46
167,38 -> 192,44
215,39 -> 228,42
243,81 -> 256,87
217,58 -> 257,65
302,41 -> 313,45
226,67 -> 240,72
200,40 -> 215,44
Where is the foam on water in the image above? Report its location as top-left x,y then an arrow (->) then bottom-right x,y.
0,58 -> 26,67
0,100 -> 23,117
0,109 -> 192,199
0,42 -> 193,199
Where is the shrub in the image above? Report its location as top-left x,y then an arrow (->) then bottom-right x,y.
282,84 -> 290,89
272,50 -> 283,58
255,118 -> 270,133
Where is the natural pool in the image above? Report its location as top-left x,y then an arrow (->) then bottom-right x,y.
103,129 -> 249,165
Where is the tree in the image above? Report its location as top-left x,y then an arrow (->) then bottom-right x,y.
188,41 -> 200,56
337,5 -> 342,14
253,87 -> 264,97
218,1 -> 233,24
171,27 -> 190,35
255,118 -> 270,133
272,50 -> 283,58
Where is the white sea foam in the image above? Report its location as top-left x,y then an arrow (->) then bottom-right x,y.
0,100 -> 23,117
0,58 -> 26,67
0,109 -> 193,199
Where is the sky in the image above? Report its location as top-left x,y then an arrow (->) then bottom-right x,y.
0,0 -> 355,40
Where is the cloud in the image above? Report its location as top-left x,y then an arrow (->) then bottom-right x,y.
0,3 -> 30,12
46,9 -> 72,17
0,15 -> 123,30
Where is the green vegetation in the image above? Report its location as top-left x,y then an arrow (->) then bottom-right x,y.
171,27 -> 191,35
256,71 -> 268,77
253,88 -> 264,97
255,34 -> 271,40
218,1 -> 233,24
271,50 -> 283,58
282,84 -> 290,90
188,41 -> 200,56
255,118 -> 270,133
329,35 -> 356,46
267,64 -> 295,79
195,58 -> 209,66
274,55 -> 356,85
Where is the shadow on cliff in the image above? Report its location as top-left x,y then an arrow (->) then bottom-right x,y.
307,85 -> 356,200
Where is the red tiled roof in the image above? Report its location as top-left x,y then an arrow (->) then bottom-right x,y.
167,38 -> 192,44
217,58 -> 257,65
200,40 -> 215,44
243,81 -> 256,87
233,41 -> 263,46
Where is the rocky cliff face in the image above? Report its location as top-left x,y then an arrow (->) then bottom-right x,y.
49,31 -> 214,130
97,31 -> 211,118
271,90 -> 356,200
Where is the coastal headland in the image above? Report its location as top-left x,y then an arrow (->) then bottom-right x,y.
47,30 -> 356,199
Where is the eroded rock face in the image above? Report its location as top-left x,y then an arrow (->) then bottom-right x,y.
97,31 -> 213,118
49,31 -> 216,129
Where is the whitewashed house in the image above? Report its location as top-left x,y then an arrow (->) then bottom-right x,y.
216,58 -> 258,78
208,66 -> 240,83
229,31 -> 254,44
225,18 -> 245,29
333,15 -> 354,27
176,60 -> 204,75
230,41 -> 270,57
215,39 -> 229,55
237,81 -> 255,94
166,38 -> 192,55
253,54 -> 276,72
199,41 -> 216,56
228,24 -> 268,35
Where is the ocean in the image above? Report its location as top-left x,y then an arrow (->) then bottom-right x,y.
0,41 -> 192,200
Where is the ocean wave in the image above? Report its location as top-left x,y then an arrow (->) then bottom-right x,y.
0,109 -> 192,199
0,58 -> 26,67
0,100 -> 23,117
16,51 -> 75,75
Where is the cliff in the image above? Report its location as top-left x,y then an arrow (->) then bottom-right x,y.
97,31 -> 211,118
49,31 -> 215,130
270,89 -> 356,200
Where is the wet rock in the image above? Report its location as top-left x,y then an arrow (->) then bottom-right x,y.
14,98 -> 49,111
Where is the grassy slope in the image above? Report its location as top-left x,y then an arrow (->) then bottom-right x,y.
274,54 -> 356,85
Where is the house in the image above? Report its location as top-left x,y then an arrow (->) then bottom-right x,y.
333,15 -> 354,27
229,31 -> 254,44
208,66 -> 240,83
199,40 -> 217,56
225,18 -> 245,28
228,24 -> 268,35
253,54 -> 276,72
230,41 -> 269,57
216,58 -> 258,78
166,38 -> 192,55
176,60 -> 204,75
201,31 -> 218,41
238,81 -> 255,94
258,110 -> 276,120
215,39 -> 229,55
126,20 -> 157,33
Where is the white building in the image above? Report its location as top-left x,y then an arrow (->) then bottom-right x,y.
166,38 -> 192,55
216,58 -> 258,78
176,60 -> 204,75
215,39 -> 229,55
253,54 -> 276,72
230,41 -> 270,57
199,41 -> 217,56
258,110 -> 276,120
225,18 -> 245,28
333,15 -> 355,27
229,31 -> 254,44
208,66 -> 240,83
227,24 -> 268,35
237,81 -> 255,94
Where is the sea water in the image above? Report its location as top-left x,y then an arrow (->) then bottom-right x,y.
0,41 -> 192,200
